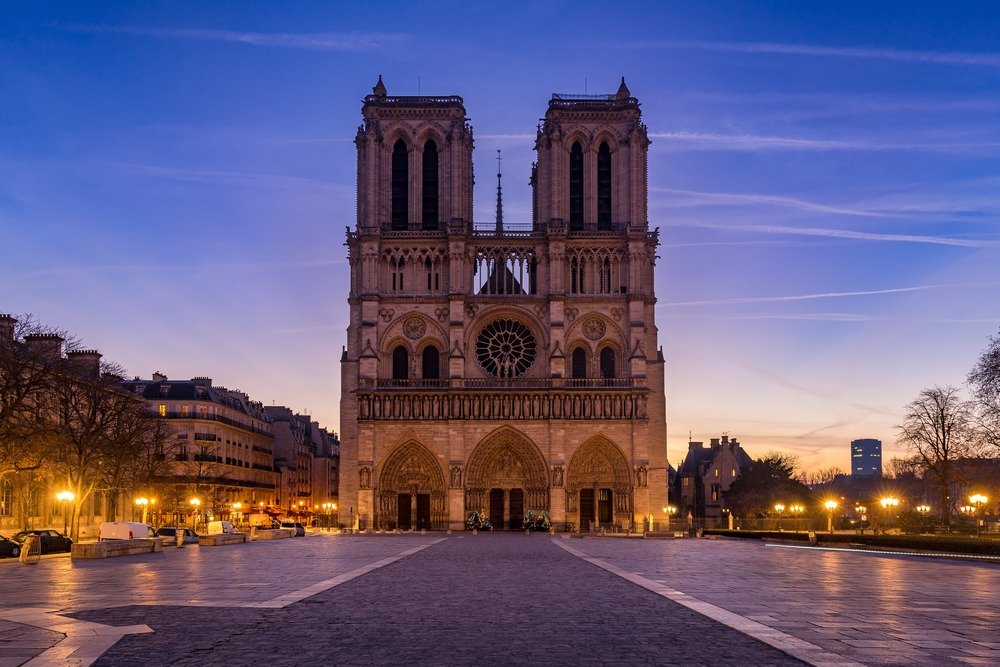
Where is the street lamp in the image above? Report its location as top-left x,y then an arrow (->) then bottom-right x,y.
969,494 -> 988,536
789,504 -> 804,532
879,496 -> 899,533
855,505 -> 867,535
824,500 -> 838,533
135,497 -> 149,524
773,503 -> 785,531
55,490 -> 75,535
189,497 -> 201,533
916,504 -> 931,513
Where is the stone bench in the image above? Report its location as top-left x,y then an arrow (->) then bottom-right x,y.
251,528 -> 294,541
72,537 -> 163,559
199,532 -> 248,547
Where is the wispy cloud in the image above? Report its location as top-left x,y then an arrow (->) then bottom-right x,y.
261,323 -> 348,335
633,39 -> 1000,68
673,220 -> 999,247
63,24 -> 407,53
477,133 -> 535,142
112,163 -> 348,194
661,286 -> 937,308
26,259 -> 346,278
648,131 -> 1000,153
670,312 -> 1000,323
652,186 -> 893,218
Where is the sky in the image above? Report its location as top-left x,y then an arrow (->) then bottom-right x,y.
2,2 -> 999,473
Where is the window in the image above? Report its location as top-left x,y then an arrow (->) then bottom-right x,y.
181,404 -> 189,416
597,141 -> 612,228
599,257 -> 611,294
392,346 -> 409,381
391,139 -> 408,229
569,142 -> 584,229
570,257 -> 584,294
0,480 -> 11,517
599,348 -> 616,380
422,139 -> 439,228
571,347 -> 587,379
421,346 -> 440,380
425,258 -> 439,291
391,258 -> 405,291
710,485 -> 720,502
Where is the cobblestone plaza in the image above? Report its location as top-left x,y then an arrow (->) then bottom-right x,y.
1,535 -> 997,666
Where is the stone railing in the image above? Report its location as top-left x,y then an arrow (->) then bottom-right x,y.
200,532 -> 248,547
72,538 -> 164,559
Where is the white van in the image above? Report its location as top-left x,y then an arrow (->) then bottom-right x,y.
98,521 -> 155,541
207,520 -> 236,535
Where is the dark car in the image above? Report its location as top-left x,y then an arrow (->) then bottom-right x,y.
0,534 -> 22,558
11,529 -> 73,554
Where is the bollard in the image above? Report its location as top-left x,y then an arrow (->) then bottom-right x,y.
176,530 -> 185,548
472,529 -> 478,535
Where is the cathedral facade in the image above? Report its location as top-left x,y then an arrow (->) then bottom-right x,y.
339,77 -> 667,531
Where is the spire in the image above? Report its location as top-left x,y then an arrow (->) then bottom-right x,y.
372,74 -> 387,97
615,76 -> 631,99
495,148 -> 504,234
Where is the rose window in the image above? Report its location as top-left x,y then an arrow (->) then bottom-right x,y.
475,319 -> 537,378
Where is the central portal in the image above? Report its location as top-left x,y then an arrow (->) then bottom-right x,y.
489,489 -> 504,529
465,427 -> 550,532
509,488 -> 524,529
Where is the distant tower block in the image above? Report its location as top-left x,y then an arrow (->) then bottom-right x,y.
851,438 -> 882,477
339,77 -> 666,533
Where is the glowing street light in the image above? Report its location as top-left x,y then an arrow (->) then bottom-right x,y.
824,500 -> 838,534
134,497 -> 150,524
916,504 -> 931,514
969,494 -> 989,536
56,490 -> 75,535
189,497 -> 201,533
879,497 -> 899,533
855,504 -> 867,535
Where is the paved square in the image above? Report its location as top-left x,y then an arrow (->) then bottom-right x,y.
0,534 -> 996,665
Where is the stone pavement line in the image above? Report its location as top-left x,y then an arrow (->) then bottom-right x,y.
553,540 -> 862,667
243,536 -> 448,609
0,607 -> 151,667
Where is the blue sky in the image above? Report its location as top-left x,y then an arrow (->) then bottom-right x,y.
2,2 -> 999,472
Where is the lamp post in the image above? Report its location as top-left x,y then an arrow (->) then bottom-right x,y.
855,505 -> 867,535
789,504 -> 804,532
969,494 -> 988,536
774,503 -> 785,531
55,490 -> 75,536
189,497 -> 201,534
879,496 -> 899,533
824,500 -> 838,534
135,497 -> 149,525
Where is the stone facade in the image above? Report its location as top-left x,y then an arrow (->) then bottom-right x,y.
675,435 -> 752,520
339,77 -> 667,531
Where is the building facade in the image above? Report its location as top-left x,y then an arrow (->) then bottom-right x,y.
266,406 -> 340,519
675,435 -> 752,520
850,438 -> 882,477
339,77 -> 667,531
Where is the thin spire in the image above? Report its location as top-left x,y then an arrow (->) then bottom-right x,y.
495,148 -> 503,234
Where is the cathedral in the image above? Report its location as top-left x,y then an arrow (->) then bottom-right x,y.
338,76 -> 667,531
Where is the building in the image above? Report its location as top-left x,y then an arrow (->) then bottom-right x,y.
120,374 -> 279,523
674,435 -> 752,520
266,406 -> 340,519
851,438 -> 882,477
339,77 -> 667,531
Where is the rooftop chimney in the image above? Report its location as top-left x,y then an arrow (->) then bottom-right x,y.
152,371 -> 167,382
192,376 -> 212,388
24,333 -> 64,362
66,349 -> 102,378
0,314 -> 16,343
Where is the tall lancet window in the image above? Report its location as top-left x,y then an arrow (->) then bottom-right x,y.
569,141 -> 584,230
391,140 -> 408,230
597,141 -> 612,229
422,139 -> 439,229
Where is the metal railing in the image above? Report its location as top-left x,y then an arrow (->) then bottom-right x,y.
366,377 -> 642,390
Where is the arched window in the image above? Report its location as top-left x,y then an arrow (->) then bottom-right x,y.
571,347 -> 587,380
392,346 -> 409,381
597,141 -> 612,229
570,257 -> 585,294
422,346 -> 440,380
391,257 -> 405,291
569,141 -> 584,230
422,140 -> 439,229
391,140 -> 408,229
0,479 -> 12,517
600,347 -> 616,381
600,257 -> 612,294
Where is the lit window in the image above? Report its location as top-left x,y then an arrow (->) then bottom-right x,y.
158,404 -> 166,417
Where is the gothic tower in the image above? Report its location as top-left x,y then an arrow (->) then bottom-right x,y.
340,77 -> 667,532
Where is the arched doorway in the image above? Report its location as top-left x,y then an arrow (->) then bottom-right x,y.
566,436 -> 631,532
376,441 -> 447,530
465,427 -> 548,530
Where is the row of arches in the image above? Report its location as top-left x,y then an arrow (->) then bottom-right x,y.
571,346 -> 616,380
372,428 -> 632,531
392,345 -> 441,381
392,139 -> 439,229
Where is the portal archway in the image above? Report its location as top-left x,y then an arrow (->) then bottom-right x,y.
376,440 -> 447,530
566,436 -> 631,531
465,427 -> 548,529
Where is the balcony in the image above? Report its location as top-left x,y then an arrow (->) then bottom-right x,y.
370,220 -> 633,236
363,377 -> 642,390
158,411 -> 272,437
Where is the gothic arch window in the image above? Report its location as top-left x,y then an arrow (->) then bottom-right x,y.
421,345 -> 440,381
391,257 -> 405,291
475,319 -> 537,378
422,139 -> 439,229
599,257 -> 612,294
569,141 -> 584,230
424,257 -> 440,292
571,347 -> 587,380
0,479 -> 12,517
391,139 -> 408,229
599,347 -> 616,381
392,345 -> 409,381
570,257 -> 585,294
597,141 -> 612,229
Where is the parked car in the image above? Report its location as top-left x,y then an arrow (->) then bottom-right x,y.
155,527 -> 199,545
0,534 -> 21,558
11,529 -> 73,554
249,514 -> 280,529
99,522 -> 155,541
207,520 -> 236,535
280,521 -> 306,537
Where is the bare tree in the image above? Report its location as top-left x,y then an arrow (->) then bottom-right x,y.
896,385 -> 980,527
798,467 -> 845,486
968,328 -> 1000,452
